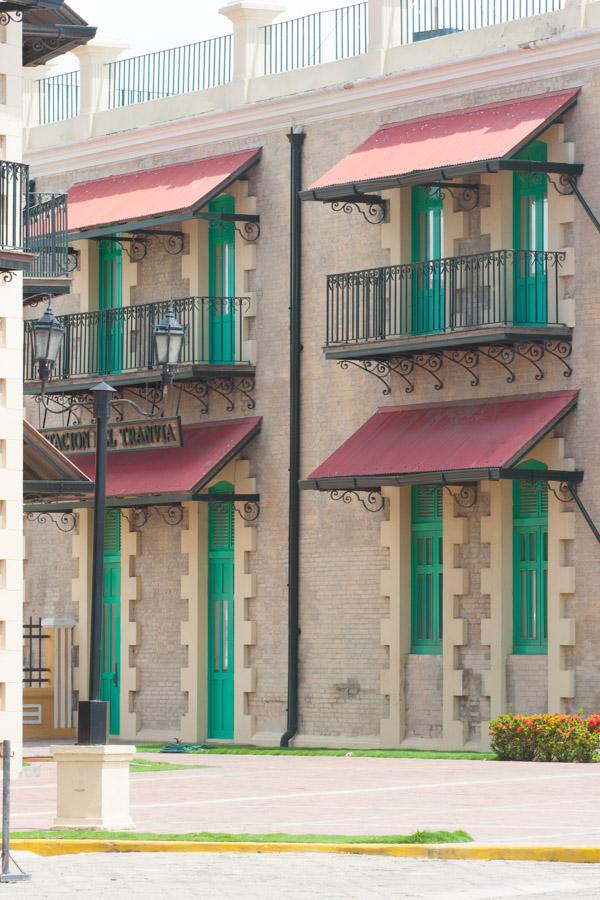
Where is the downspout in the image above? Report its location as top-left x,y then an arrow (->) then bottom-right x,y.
281,127 -> 305,747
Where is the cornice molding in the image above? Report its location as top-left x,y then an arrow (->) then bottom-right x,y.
25,27 -> 600,178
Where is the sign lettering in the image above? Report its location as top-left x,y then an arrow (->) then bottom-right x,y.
42,416 -> 183,454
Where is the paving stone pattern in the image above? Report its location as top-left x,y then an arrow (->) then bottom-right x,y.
9,853 -> 600,900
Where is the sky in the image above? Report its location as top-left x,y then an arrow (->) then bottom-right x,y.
52,0 -> 335,71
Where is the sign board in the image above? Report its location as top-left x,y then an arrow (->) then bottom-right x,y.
42,416 -> 183,454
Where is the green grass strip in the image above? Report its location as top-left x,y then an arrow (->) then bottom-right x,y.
130,760 -> 207,773
136,743 -> 495,761
12,829 -> 472,845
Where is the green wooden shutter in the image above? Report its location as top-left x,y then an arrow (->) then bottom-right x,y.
98,238 -> 123,374
207,481 -> 235,739
101,508 -> 121,735
411,186 -> 444,335
208,195 -> 236,364
411,485 -> 443,654
512,140 -> 548,325
513,460 -> 548,654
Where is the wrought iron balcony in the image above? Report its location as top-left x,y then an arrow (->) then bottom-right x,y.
326,249 -> 569,356
24,295 -> 252,388
25,192 -> 69,282
0,160 -> 33,273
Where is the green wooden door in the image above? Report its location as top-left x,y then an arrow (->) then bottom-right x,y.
513,460 -> 548,654
208,195 -> 235,363
410,485 -> 443,654
513,141 -> 548,325
98,238 -> 123,374
100,508 -> 121,735
207,482 -> 235,739
411,186 -> 444,334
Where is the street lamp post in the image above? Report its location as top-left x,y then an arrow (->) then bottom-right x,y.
32,300 -> 186,745
77,381 -> 115,745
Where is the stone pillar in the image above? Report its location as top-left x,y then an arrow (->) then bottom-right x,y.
369,0 -> 402,65
71,41 -> 129,118
52,745 -> 136,829
219,1 -> 285,92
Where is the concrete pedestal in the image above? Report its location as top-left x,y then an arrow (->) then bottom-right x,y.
51,744 -> 136,829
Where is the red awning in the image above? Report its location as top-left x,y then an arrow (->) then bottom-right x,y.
24,421 -> 91,483
301,88 -> 580,200
68,147 -> 261,233
69,417 -> 260,498
302,392 -> 577,489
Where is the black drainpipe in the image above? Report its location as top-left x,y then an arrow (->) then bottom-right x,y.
281,127 -> 305,747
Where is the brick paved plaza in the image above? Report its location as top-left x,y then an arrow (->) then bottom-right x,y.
12,752 -> 600,845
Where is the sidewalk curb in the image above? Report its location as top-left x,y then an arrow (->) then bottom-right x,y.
10,841 -> 600,862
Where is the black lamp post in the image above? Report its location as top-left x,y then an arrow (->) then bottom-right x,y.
32,302 -> 186,744
153,304 -> 185,384
78,381 -> 115,744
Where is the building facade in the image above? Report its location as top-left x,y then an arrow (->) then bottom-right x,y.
22,0 -> 600,750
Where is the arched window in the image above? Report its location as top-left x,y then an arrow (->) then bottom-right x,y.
513,460 -> 548,654
411,484 -> 443,653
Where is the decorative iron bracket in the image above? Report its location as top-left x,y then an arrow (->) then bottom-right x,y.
338,339 -> 572,396
234,221 -> 260,243
442,483 -> 478,508
421,182 -> 480,211
92,230 -> 185,262
0,9 -> 22,24
25,510 -> 78,533
121,504 -> 184,530
330,489 -> 385,513
67,247 -> 80,273
235,499 -> 260,521
328,194 -> 388,225
549,173 -> 600,236
176,375 -> 256,415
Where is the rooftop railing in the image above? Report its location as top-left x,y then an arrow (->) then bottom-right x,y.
326,249 -> 565,347
107,35 -> 233,109
36,70 -> 80,125
28,0 -> 569,119
263,2 -> 368,75
400,0 -> 566,44
24,295 -> 252,383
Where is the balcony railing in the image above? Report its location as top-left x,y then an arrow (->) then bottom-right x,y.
263,2 -> 368,75
107,35 -> 233,109
36,70 -> 80,125
24,296 -> 251,383
25,193 -> 69,279
401,0 -> 565,44
326,249 -> 565,348
0,160 -> 29,252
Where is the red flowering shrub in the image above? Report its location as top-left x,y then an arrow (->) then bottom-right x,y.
489,713 -> 600,762
587,714 -> 600,734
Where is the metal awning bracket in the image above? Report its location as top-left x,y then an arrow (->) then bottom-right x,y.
326,194 -> 388,225
420,182 -> 480,211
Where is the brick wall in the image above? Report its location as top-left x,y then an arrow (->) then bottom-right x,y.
132,514 -> 187,731
507,656 -> 548,714
404,655 -> 443,740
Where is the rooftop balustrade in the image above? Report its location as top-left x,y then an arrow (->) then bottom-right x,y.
30,0 -> 567,123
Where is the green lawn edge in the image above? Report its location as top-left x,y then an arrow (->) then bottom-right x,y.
135,744 -> 495,760
12,829 -> 473,845
130,761 -> 207,773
